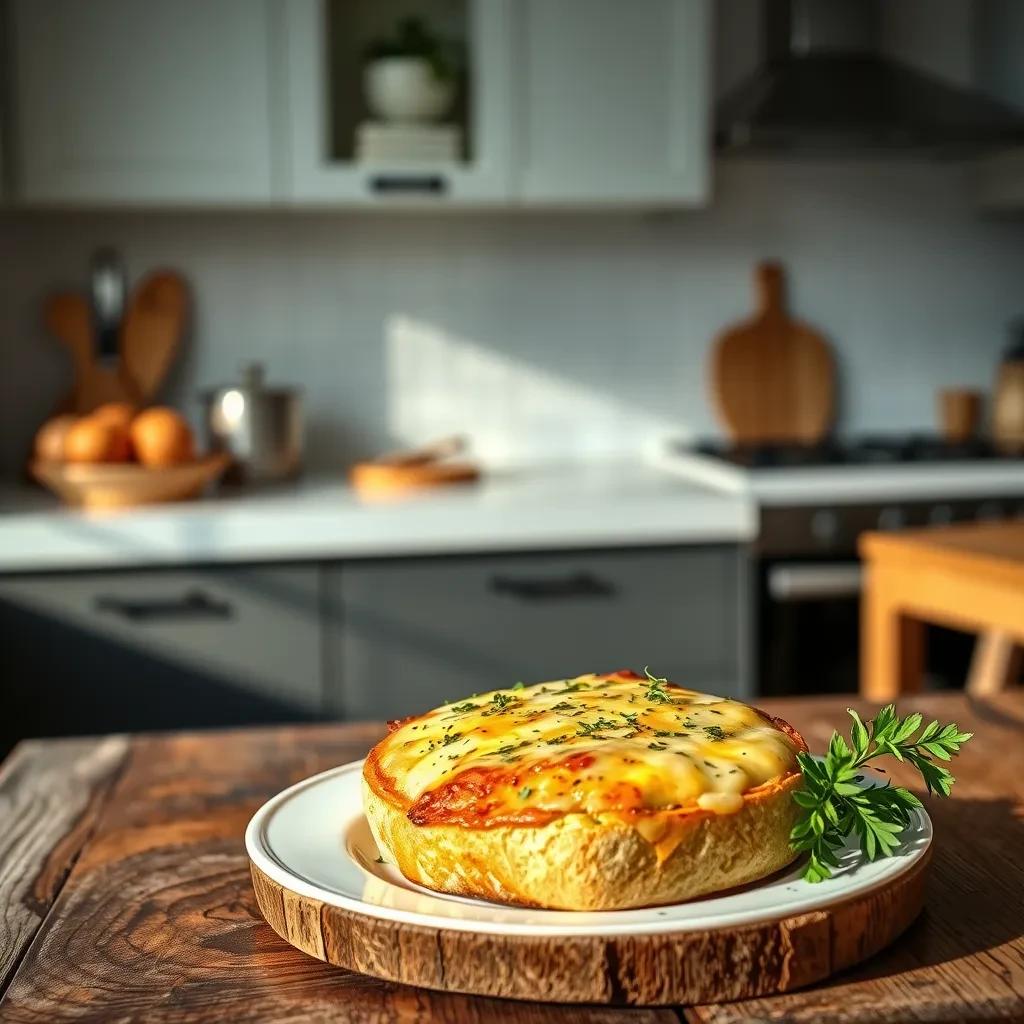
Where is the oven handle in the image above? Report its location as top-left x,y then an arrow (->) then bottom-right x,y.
768,563 -> 863,601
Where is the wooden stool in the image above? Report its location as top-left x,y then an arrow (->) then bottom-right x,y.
859,522 -> 1024,699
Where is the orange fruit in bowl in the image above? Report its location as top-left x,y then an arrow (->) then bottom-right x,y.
130,407 -> 196,467
91,401 -> 137,433
64,416 -> 132,464
34,413 -> 79,462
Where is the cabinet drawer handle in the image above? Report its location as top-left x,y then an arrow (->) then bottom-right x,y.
94,589 -> 233,622
489,572 -> 616,601
369,174 -> 448,195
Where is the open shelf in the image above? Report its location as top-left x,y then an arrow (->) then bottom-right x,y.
325,0 -> 472,167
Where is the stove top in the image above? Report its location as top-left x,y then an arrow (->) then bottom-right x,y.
690,435 -> 1020,470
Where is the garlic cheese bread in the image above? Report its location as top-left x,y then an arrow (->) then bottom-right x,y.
363,670 -> 805,910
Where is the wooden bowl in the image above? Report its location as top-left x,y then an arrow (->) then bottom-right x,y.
31,453 -> 230,510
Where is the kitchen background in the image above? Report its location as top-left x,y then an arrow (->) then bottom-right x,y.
3,0 -> 1024,752
4,0 -> 1024,471
4,159 -> 1024,472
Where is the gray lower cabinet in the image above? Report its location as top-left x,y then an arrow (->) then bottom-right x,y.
0,566 -> 322,744
0,545 -> 748,747
325,546 -> 747,721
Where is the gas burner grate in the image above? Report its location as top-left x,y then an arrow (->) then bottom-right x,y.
692,434 -> 1019,469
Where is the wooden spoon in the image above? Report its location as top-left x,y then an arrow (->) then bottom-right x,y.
120,270 -> 189,401
45,292 -> 140,413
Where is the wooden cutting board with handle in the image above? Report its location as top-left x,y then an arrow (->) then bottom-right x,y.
711,262 -> 835,445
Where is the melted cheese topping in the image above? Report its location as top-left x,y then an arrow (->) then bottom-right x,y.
368,672 -> 801,828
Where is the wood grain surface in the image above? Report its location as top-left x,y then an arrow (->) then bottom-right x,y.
0,693 -> 1021,1023
250,847 -> 930,1005
0,735 -> 128,993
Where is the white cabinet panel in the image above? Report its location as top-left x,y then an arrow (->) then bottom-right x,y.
11,0 -> 276,203
515,0 -> 710,205
283,0 -> 513,204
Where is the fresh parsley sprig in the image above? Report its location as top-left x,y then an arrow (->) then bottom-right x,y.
791,705 -> 972,883
643,666 -> 674,704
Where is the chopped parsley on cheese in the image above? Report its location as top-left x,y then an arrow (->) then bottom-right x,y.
371,672 -> 801,828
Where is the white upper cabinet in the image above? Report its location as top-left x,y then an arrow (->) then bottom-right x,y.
10,0 -> 277,204
513,0 -> 710,205
5,0 -> 712,207
282,0 -> 513,204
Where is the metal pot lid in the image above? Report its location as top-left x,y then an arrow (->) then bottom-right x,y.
202,362 -> 301,400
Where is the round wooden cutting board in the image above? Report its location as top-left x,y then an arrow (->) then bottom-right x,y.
711,262 -> 836,445
246,762 -> 933,1006
250,850 -> 929,1005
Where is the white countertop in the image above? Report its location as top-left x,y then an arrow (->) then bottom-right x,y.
0,462 -> 756,573
652,448 -> 1024,506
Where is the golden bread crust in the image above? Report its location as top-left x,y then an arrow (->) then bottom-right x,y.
364,671 -> 802,913
363,772 -> 802,910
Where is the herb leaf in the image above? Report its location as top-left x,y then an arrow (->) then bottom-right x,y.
642,666 -> 673,704
575,716 -> 618,737
482,691 -> 519,715
791,705 -> 971,883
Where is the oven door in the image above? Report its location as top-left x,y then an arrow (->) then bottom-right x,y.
758,560 -> 863,697
758,558 -> 976,696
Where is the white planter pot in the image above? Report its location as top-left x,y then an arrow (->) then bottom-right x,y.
364,57 -> 454,124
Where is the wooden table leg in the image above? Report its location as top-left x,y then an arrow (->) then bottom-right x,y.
861,566 -> 926,700
967,630 -> 1022,695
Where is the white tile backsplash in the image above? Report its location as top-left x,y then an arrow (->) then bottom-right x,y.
2,158 -> 1023,473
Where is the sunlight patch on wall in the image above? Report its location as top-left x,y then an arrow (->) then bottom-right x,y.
385,314 -> 686,465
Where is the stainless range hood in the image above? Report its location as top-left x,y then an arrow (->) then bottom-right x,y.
716,0 -> 1024,155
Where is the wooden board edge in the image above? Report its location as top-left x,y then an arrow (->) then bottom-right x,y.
249,850 -> 930,1006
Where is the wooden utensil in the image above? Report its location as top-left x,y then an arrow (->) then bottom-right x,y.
120,270 -> 189,401
45,292 -> 141,413
374,434 -> 467,466
993,345 -> 1024,453
349,435 -> 479,498
31,453 -> 229,510
938,388 -> 982,443
711,262 -> 835,445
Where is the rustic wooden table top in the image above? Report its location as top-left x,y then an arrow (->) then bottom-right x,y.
861,521 -> 1024,579
2,692 -> 1023,1023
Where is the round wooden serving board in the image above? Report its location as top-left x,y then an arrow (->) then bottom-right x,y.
250,846 -> 930,1006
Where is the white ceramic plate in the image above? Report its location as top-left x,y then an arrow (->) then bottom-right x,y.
245,759 -> 932,937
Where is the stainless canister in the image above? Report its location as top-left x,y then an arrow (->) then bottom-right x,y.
202,364 -> 303,483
